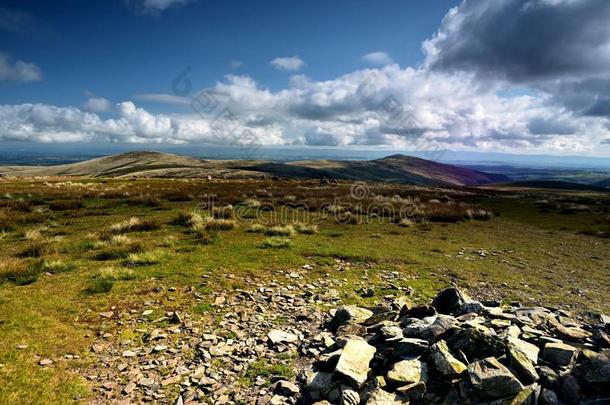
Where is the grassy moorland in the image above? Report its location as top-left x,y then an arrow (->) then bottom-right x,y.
0,177 -> 609,402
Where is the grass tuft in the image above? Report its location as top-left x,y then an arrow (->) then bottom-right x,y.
265,225 -> 295,236
125,249 -> 164,266
294,223 -> 318,234
261,236 -> 292,249
85,278 -> 113,294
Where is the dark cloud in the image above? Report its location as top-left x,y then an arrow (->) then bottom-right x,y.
527,117 -> 576,135
603,138 -> 610,144
584,99 -> 610,117
426,0 -> 610,82
425,0 -> 610,125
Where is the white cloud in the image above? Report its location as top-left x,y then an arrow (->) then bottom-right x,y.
82,97 -> 111,113
136,93 -> 191,105
362,52 -> 394,66
3,66 -> 609,153
270,56 -> 305,71
0,53 -> 42,82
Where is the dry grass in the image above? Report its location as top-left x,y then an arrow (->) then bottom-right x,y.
0,258 -> 40,285
265,225 -> 295,236
248,223 -> 267,233
202,218 -> 236,231
36,259 -> 77,274
108,217 -> 160,234
125,249 -> 164,266
294,223 -> 318,234
97,266 -> 136,281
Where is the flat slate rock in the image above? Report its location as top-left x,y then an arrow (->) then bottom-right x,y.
334,339 -> 376,388
467,357 -> 524,399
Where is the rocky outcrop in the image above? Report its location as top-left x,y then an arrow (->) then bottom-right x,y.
295,287 -> 610,404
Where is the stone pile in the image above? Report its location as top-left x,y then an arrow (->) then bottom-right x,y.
295,288 -> 610,404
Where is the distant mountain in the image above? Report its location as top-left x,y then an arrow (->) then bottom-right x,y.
594,178 -> 610,189
0,150 -> 508,186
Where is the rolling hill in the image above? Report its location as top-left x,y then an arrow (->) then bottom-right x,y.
0,151 -> 509,186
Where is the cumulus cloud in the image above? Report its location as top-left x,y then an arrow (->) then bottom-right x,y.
362,52 -> 394,66
424,0 -> 610,117
0,53 -> 42,82
424,0 -> 610,81
4,65 -> 608,152
82,97 -> 112,113
271,56 -> 305,71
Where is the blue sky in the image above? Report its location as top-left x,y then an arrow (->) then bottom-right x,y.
1,0 -> 610,157
1,0 -> 458,109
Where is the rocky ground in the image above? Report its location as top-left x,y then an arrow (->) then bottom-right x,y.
78,266 -> 610,404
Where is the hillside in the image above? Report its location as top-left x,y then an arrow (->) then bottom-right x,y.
0,151 -> 509,186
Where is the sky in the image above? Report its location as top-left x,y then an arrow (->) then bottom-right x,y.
1,0 -> 610,157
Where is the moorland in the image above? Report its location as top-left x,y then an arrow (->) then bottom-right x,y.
0,153 -> 609,403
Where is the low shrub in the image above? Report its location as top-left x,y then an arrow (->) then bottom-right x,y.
261,237 -> 292,249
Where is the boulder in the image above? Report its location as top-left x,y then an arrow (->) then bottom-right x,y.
507,342 -> 539,384
334,339 -> 376,388
449,328 -> 506,360
429,340 -> 467,375
393,338 -> 429,357
365,388 -> 409,404
330,306 -> 373,331
507,337 -> 540,364
267,329 -> 299,345
542,342 -> 578,366
432,288 -> 471,315
467,357 -> 524,399
386,359 -> 428,385
574,355 -> 610,386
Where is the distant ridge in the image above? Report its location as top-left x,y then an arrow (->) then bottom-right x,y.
0,150 -> 509,186
505,180 -> 609,192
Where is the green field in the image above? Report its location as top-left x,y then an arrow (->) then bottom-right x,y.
0,178 -> 609,403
